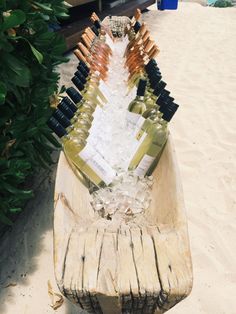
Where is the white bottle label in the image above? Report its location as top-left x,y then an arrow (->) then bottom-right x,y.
134,155 -> 155,176
99,81 -> 111,103
79,143 -> 116,185
133,116 -> 145,135
126,111 -> 141,130
127,131 -> 148,170
93,106 -> 103,121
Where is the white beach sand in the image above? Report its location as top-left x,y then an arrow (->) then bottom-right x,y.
0,2 -> 236,314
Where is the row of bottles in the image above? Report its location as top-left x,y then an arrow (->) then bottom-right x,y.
48,16 -> 116,188
124,16 -> 179,176
47,9 -> 179,188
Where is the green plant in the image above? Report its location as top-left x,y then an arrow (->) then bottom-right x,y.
213,0 -> 233,7
0,1 -> 69,225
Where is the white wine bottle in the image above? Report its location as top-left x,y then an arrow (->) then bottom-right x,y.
128,102 -> 179,176
126,79 -> 147,130
47,117 -> 116,187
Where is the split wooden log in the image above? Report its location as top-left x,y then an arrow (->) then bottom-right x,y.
53,136 -> 193,313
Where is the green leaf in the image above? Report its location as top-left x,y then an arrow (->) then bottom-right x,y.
0,34 -> 14,52
28,43 -> 43,64
2,53 -> 31,87
2,10 -> 26,31
0,82 -> 7,105
56,12 -> 69,18
39,13 -> 50,21
33,2 -> 53,11
9,207 -> 22,213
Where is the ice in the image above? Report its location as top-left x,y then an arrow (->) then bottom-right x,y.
91,171 -> 154,219
87,38 -> 154,217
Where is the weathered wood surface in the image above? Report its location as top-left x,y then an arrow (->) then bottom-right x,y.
53,136 -> 193,313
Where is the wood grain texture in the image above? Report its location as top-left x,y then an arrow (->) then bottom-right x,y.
53,136 -> 193,313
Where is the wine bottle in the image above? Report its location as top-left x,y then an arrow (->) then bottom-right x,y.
66,87 -> 98,121
71,76 -> 106,107
125,8 -> 142,39
74,44 -> 108,80
126,79 -> 147,130
128,102 -> 179,176
144,80 -> 167,110
47,117 -> 116,187
90,12 -> 114,42
52,109 -> 90,141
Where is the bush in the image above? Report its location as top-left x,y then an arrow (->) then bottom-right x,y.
213,0 -> 233,7
0,1 -> 69,225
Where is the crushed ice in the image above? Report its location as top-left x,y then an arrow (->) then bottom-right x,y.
90,38 -> 154,218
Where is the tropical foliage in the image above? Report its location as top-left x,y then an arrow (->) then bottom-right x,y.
0,0 -> 68,224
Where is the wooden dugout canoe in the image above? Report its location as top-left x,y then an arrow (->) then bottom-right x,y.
53,135 -> 193,313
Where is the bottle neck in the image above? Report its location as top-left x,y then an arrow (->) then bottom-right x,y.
159,118 -> 168,126
136,95 -> 144,101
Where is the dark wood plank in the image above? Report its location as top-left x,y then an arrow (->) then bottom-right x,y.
58,0 -> 155,51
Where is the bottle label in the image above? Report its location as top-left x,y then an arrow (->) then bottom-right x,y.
127,131 -> 148,170
133,116 -> 145,135
126,111 -> 141,130
79,143 -> 116,185
93,106 -> 103,120
105,34 -> 114,51
134,154 -> 155,176
132,131 -> 148,155
99,81 -> 111,103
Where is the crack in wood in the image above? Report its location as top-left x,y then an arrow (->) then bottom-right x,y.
96,229 -> 106,283
60,230 -> 73,294
59,192 -> 77,216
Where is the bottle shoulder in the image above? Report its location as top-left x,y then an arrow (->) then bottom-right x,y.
128,98 -> 146,112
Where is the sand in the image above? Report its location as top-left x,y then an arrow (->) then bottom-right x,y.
0,2 -> 236,314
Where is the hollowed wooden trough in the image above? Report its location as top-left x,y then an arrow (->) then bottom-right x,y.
53,136 -> 193,313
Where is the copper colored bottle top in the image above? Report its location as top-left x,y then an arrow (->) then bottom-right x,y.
144,39 -> 155,53
134,8 -> 141,21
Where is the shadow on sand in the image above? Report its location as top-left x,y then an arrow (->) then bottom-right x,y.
0,156 -> 58,313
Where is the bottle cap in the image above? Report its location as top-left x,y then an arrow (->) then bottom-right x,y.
149,73 -> 162,89
58,99 -> 74,119
158,96 -> 172,108
52,109 -> 71,128
134,21 -> 141,33
160,102 -> 179,122
74,70 -> 86,84
158,89 -> 171,102
79,60 -> 89,72
145,59 -> 158,72
91,25 -> 99,36
77,63 -> 89,77
71,76 -> 84,91
147,67 -> 161,79
94,20 -> 101,30
147,66 -> 161,78
47,117 -> 67,138
63,96 -> 78,113
66,87 -> 83,104
137,79 -> 147,96
153,81 -> 167,96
